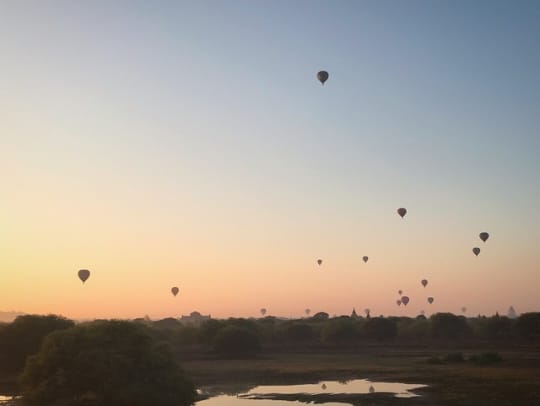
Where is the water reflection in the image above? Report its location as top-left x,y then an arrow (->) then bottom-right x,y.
243,379 -> 425,398
197,379 -> 427,405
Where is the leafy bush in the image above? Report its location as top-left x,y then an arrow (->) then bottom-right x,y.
0,315 -> 74,375
213,326 -> 261,356
469,352 -> 502,365
443,352 -> 466,363
20,320 -> 196,406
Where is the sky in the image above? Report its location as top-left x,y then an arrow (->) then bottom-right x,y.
1,0 -> 539,320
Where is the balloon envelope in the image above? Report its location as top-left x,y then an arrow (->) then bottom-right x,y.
317,259 -> 323,266
428,297 -> 434,304
397,208 -> 407,218
398,290 -> 403,295
305,308 -> 311,316
317,70 -> 329,85
260,308 -> 267,316
421,279 -> 428,287
362,256 -> 369,263
401,296 -> 410,306
472,247 -> 480,256
171,286 -> 179,296
479,232 -> 489,242
462,306 -> 467,313
78,269 -> 90,283
396,299 -> 401,306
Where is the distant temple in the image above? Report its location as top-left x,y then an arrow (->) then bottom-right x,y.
351,308 -> 359,319
179,311 -> 211,325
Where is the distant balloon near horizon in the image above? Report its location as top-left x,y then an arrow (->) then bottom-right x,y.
421,279 -> 428,288
317,259 -> 323,266
369,385 -> 375,393
78,269 -> 90,284
305,308 -> 311,316
316,70 -> 329,85
396,299 -> 402,306
171,286 -> 179,297
260,308 -> 267,316
473,247 -> 481,256
362,256 -> 369,263
428,297 -> 434,304
321,383 -> 327,390
398,290 -> 403,296
479,232 -> 489,242
462,306 -> 467,313
397,208 -> 407,218
401,296 -> 410,306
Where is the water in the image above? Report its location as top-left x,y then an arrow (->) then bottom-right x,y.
197,379 -> 427,405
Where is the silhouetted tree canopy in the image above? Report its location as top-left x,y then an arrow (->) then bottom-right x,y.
213,326 -> 261,356
364,317 -> 397,341
0,314 -> 74,375
20,320 -> 196,406
515,313 -> 540,339
431,313 -> 470,339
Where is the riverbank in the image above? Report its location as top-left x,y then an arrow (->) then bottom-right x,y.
183,344 -> 540,405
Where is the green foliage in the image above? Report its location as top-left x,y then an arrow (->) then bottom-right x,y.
430,313 -> 470,339
0,315 -> 74,375
20,320 -> 196,406
213,326 -> 261,356
283,323 -> 315,342
364,317 -> 397,341
321,318 -> 359,344
469,352 -> 502,365
515,313 -> 540,339
311,312 -> 329,321
443,352 -> 466,363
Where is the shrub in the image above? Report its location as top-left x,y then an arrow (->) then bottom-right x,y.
443,352 -> 466,363
20,320 -> 196,406
469,352 -> 502,365
213,326 -> 261,356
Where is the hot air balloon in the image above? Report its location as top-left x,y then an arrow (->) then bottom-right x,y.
398,290 -> 403,296
317,259 -> 323,266
260,308 -> 267,316
305,308 -> 311,316
396,299 -> 402,306
421,279 -> 428,288
427,297 -> 434,304
369,385 -> 375,393
461,306 -> 467,313
479,232 -> 489,242
171,286 -> 179,297
363,256 -> 369,263
401,296 -> 410,306
317,70 -> 329,85
321,383 -> 327,390
397,208 -> 407,218
78,269 -> 90,284
472,247 -> 480,256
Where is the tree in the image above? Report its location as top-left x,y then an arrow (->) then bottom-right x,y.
364,317 -> 397,341
430,313 -> 470,339
0,314 -> 74,375
321,319 -> 359,344
213,326 -> 261,357
20,320 -> 196,406
515,313 -> 540,339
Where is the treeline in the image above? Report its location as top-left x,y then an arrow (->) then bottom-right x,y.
146,312 -> 540,355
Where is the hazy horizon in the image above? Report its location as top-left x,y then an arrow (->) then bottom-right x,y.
2,1 -> 539,320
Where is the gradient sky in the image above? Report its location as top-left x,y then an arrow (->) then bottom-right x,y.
1,0 -> 539,320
